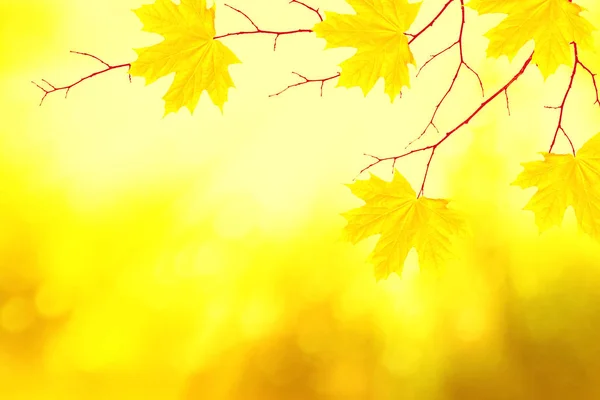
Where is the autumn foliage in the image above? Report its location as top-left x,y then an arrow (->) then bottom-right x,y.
33,0 -> 600,279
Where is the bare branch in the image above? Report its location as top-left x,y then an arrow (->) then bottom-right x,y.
271,0 -> 456,100
359,53 -> 533,197
406,0 -> 484,149
70,50 -> 111,68
504,88 -> 511,116
416,41 -> 457,77
224,4 -> 260,30
577,59 -> 600,107
407,0 -> 454,45
547,43 -> 578,156
31,51 -> 131,106
214,3 -> 314,51
269,72 -> 340,97
289,0 -> 323,21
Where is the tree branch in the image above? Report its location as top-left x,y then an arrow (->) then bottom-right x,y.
214,4 -> 314,51
406,0 -> 483,149
576,58 -> 600,107
289,0 -> 323,21
34,2 -> 319,105
407,0 -> 455,45
547,43 -> 579,155
504,88 -> 511,116
31,51 -> 131,106
273,0 -> 456,98
269,72 -> 340,97
359,53 -> 533,197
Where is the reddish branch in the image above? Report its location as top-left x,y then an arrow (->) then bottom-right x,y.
407,0 -> 454,45
359,53 -> 534,197
576,57 -> 600,107
214,4 -> 314,51
271,0 -> 456,98
289,0 -> 323,21
31,51 -> 131,106
406,0 -> 483,149
546,43 -> 599,155
269,72 -> 340,97
33,2 -> 320,105
270,72 -> 341,98
546,44 -> 580,155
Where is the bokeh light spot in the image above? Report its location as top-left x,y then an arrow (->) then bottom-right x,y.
1,296 -> 36,333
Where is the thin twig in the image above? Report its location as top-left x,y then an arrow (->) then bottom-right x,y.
269,72 -> 340,97
31,51 -> 131,106
407,0 -> 455,45
289,0 -> 323,21
214,3 -> 313,51
271,0 -> 456,99
406,0 -> 484,149
577,59 -> 600,107
547,43 -> 579,155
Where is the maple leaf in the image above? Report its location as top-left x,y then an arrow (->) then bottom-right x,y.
342,170 -> 465,280
130,0 -> 241,115
313,0 -> 422,101
467,0 -> 595,78
512,132 -> 600,239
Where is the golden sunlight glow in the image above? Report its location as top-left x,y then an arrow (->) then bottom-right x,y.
2,0 -> 600,398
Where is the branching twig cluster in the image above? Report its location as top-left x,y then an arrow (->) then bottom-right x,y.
547,43 -> 600,155
215,2 -> 341,95
360,53 -> 533,197
31,51 -> 131,106
32,0 -> 600,200
213,4 -> 314,51
356,1 -> 599,197
405,0 -> 484,149
31,1 -> 318,104
270,0 -> 457,98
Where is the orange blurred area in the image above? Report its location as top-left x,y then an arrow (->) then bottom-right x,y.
2,0 -> 600,399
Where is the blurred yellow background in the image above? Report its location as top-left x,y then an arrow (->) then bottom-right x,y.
1,0 -> 600,398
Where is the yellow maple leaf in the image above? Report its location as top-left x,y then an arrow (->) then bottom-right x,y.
313,0 -> 421,101
467,0 -> 595,78
512,132 -> 600,239
130,0 -> 241,115
342,170 -> 465,280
